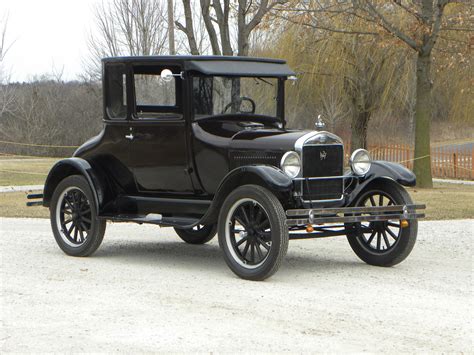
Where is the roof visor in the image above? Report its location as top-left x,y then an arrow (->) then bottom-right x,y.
186,60 -> 295,77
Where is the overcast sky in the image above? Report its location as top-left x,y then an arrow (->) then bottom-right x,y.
1,0 -> 100,82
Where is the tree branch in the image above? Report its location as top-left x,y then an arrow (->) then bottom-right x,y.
361,1 -> 420,51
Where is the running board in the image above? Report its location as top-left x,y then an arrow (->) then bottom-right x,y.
99,213 -> 200,229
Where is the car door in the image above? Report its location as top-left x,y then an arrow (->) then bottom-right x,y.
128,64 -> 194,194
83,63 -> 136,193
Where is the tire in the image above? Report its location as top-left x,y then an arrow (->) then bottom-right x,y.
346,181 -> 417,267
218,184 -> 289,281
50,175 -> 106,257
174,224 -> 217,244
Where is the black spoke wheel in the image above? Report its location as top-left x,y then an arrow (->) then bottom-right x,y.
218,185 -> 288,281
57,187 -> 92,246
174,224 -> 217,244
346,181 -> 417,267
50,175 -> 106,257
355,191 -> 401,253
227,199 -> 272,267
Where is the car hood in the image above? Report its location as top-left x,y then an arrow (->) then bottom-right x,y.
230,129 -> 311,151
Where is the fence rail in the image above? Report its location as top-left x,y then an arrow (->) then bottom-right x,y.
363,144 -> 473,180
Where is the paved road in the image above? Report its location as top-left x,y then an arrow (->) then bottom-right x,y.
1,218 -> 472,352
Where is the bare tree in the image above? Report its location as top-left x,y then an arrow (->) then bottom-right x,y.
280,0 -> 473,187
352,0 -> 471,187
167,0 -> 176,54
0,14 -> 13,63
319,85 -> 350,133
176,0 -> 287,56
86,0 -> 169,79
0,15 -> 16,121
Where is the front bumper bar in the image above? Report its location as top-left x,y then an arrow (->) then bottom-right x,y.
286,204 -> 426,226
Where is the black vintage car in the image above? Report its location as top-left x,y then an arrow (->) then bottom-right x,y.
28,56 -> 425,280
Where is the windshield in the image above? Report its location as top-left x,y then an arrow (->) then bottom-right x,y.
192,76 -> 279,119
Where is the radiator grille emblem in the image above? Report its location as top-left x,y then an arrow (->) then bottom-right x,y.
320,150 -> 327,160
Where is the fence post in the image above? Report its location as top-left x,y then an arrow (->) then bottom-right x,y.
472,148 -> 474,180
453,153 -> 457,178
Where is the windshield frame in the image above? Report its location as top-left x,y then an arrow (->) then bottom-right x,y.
190,74 -> 286,125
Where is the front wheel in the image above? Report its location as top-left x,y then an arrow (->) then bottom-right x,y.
346,181 -> 417,267
218,185 -> 289,281
50,175 -> 106,257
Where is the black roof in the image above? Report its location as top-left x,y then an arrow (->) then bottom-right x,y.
102,55 -> 295,77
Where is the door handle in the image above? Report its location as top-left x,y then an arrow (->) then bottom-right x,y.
125,133 -> 134,140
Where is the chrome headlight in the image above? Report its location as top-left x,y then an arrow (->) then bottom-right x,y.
350,149 -> 371,175
280,151 -> 301,178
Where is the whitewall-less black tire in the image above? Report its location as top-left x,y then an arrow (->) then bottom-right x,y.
218,185 -> 288,281
50,175 -> 106,257
346,181 -> 417,267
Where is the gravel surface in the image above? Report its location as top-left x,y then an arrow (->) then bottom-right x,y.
1,218 -> 472,352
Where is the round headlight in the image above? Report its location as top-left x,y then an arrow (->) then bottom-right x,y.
350,149 -> 371,175
280,151 -> 301,178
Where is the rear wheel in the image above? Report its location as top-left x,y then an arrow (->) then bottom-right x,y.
174,224 -> 217,244
218,185 -> 288,281
50,175 -> 106,257
346,181 -> 417,267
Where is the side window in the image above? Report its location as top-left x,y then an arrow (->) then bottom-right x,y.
105,64 -> 127,120
135,74 -> 175,106
132,66 -> 182,119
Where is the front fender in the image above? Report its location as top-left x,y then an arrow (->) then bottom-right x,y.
346,160 -> 416,205
220,165 -> 293,193
365,161 -> 416,186
43,158 -> 106,211
199,165 -> 293,225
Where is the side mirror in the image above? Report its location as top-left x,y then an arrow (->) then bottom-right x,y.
160,69 -> 174,82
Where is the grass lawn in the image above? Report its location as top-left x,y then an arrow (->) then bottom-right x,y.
0,157 -> 58,186
407,183 -> 474,220
0,182 -> 472,220
1,191 -> 49,218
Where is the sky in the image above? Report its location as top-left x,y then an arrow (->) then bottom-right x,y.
1,0 -> 100,82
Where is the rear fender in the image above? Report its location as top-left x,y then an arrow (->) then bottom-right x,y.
43,158 -> 106,213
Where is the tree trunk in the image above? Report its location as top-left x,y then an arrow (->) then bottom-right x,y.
350,110 -> 369,150
167,0 -> 175,55
413,52 -> 433,188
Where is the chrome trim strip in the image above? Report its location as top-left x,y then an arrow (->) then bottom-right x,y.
293,175 -> 350,181
294,131 -> 319,179
300,195 -> 344,204
294,131 -> 320,152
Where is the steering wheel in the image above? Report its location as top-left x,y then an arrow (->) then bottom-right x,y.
222,96 -> 256,114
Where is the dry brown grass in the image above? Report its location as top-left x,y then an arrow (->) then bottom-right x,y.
0,183 -> 472,221
0,157 -> 57,186
407,183 -> 474,220
0,191 -> 49,218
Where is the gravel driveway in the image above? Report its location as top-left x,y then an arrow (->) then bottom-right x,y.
1,218 -> 472,352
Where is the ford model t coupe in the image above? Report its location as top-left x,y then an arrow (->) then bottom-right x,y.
28,56 -> 425,280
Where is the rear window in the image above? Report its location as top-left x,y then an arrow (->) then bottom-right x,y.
104,64 -> 127,120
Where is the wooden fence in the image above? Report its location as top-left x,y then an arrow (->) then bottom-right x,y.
355,144 -> 474,180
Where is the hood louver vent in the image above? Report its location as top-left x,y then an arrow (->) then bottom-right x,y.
230,150 -> 283,169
